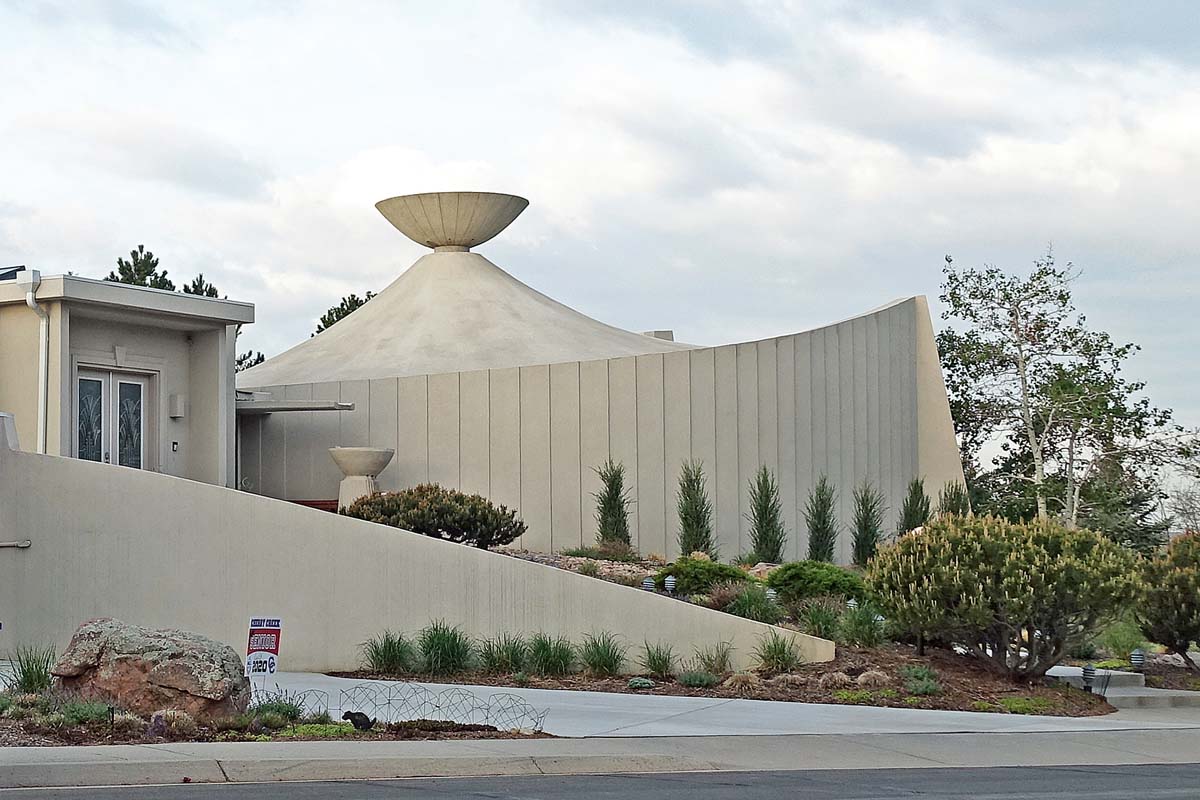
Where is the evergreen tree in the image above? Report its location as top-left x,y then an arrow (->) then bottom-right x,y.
746,466 -> 787,563
805,475 -> 838,562
897,477 -> 932,535
850,481 -> 885,567
937,481 -> 972,517
106,245 -> 174,290
592,458 -> 631,546
315,292 -> 376,335
182,273 -> 220,297
677,459 -> 717,558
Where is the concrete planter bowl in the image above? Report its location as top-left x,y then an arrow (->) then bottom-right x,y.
328,447 -> 395,478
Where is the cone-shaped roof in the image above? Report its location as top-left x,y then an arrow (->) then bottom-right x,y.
238,192 -> 694,387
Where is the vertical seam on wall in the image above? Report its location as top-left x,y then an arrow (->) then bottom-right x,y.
456,372 -> 462,490
576,361 -> 583,549
547,366 -> 553,553
517,368 -> 523,549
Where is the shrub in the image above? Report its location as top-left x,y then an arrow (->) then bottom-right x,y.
512,671 -> 530,686
725,584 -> 783,624
804,475 -> 839,562
6,644 -> 55,694
576,560 -> 600,577
250,697 -> 305,722
900,666 -> 941,696
256,711 -> 288,731
640,641 -> 676,679
754,631 -> 802,674
593,458 -> 632,547
793,597 -> 843,640
1067,639 -> 1098,660
362,630 -> 416,675
627,677 -> 655,689
416,621 -> 476,675
938,481 -> 971,517
839,602 -> 886,647
343,484 -> 526,549
692,642 -> 733,675
897,477 -> 931,535
1137,531 -> 1200,670
479,632 -> 527,674
111,712 -> 145,736
580,632 -> 626,676
528,633 -> 575,676
656,557 -> 750,595
677,460 -> 717,558
746,466 -> 787,563
1096,619 -> 1149,660
704,580 -> 745,611
1094,658 -> 1132,670
869,515 -> 1140,680
678,670 -> 720,688
61,699 -> 111,726
153,709 -> 198,738
562,541 -> 638,562
767,560 -> 866,604
851,481 -> 885,567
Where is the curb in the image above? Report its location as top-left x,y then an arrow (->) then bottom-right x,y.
0,754 -> 716,789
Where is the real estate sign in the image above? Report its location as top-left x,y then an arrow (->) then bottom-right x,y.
245,617 -> 282,677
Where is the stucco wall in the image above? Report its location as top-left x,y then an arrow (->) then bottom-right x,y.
241,297 -> 964,561
0,432 -> 833,672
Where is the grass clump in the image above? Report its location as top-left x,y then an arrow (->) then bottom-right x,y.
725,583 -> 783,624
417,621 -> 475,675
249,697 -> 304,722
61,699 -> 112,726
676,459 -> 717,558
804,475 -> 839,562
6,644 -> 55,693
746,466 -> 787,563
276,722 -> 356,738
793,597 -> 843,639
838,602 -> 886,647
692,642 -> 733,675
593,458 -> 633,547
528,633 -> 575,676
678,670 -> 720,688
362,630 -> 416,675
562,541 -> 638,562
1094,658 -> 1132,671
832,689 -> 873,704
479,632 -> 527,674
997,696 -> 1053,715
580,632 -> 626,676
1096,619 -> 1149,660
900,665 -> 941,696
754,631 -> 802,674
577,560 -> 600,577
640,641 -> 676,679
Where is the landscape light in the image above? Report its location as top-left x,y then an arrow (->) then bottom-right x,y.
664,575 -> 677,594
1081,663 -> 1096,693
641,577 -> 655,591
1130,648 -> 1146,671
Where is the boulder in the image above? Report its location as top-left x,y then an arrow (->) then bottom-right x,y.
747,562 -> 781,580
52,618 -> 250,719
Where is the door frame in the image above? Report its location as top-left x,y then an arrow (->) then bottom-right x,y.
72,365 -> 158,470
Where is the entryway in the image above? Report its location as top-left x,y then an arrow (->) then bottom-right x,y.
76,369 -> 150,468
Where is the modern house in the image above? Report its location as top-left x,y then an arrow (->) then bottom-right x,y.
0,269 -> 252,486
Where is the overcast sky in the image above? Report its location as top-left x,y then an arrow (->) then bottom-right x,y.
2,1 -> 1197,426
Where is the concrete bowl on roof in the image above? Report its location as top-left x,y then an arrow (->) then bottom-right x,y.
376,191 -> 530,250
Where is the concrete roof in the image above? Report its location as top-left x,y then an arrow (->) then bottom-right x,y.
0,274 -> 254,328
238,191 -> 694,387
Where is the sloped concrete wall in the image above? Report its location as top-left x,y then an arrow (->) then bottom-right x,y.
241,297 -> 964,562
0,431 -> 833,672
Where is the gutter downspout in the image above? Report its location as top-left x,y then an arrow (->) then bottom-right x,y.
18,270 -> 49,454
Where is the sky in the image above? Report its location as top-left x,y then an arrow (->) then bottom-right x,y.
1,0 -> 1198,427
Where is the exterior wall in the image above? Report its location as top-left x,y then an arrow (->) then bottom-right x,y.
0,301 -> 46,453
0,432 -> 833,672
241,297 -> 965,561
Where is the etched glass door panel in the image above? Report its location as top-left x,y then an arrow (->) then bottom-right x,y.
116,380 -> 144,468
77,376 -> 105,462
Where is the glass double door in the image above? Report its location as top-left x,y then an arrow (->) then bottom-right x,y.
77,369 -> 148,469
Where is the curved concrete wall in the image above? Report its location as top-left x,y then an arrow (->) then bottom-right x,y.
0,431 -> 832,672
240,297 -> 964,562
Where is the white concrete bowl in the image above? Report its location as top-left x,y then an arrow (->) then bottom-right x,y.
328,447 -> 395,477
375,191 -> 529,250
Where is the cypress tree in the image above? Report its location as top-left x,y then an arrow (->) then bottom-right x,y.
593,458 -> 631,546
677,459 -> 717,558
850,481 -> 885,567
898,477 -> 932,535
805,475 -> 839,562
747,466 -> 787,563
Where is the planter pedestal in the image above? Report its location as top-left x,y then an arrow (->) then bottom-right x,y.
328,447 -> 395,510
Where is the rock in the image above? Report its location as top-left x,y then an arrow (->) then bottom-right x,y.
688,551 -> 712,562
52,618 -> 250,719
747,562 -> 781,580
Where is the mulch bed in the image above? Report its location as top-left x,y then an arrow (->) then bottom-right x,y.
1142,660 -> 1200,691
332,644 -> 1113,717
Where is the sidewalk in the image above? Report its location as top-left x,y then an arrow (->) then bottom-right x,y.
2,727 -> 1200,788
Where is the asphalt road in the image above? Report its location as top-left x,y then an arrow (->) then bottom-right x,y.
3,765 -> 1199,799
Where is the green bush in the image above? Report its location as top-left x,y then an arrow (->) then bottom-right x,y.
343,484 -> 526,549
767,560 -> 866,604
6,644 -> 55,694
593,458 -> 632,547
725,584 -> 783,624
416,621 -> 476,675
804,475 -> 839,562
678,670 -> 720,688
580,632 -> 626,676
362,630 -> 416,674
747,466 -> 787,563
479,633 -> 527,674
900,665 -> 941,696
869,515 -> 1140,680
1094,658 -> 1132,670
61,699 -> 112,726
793,597 -> 843,639
1096,620 -> 1149,660
850,482 -> 885,567
839,602 -> 886,647
692,642 -> 733,675
677,460 -> 717,558
528,633 -> 575,676
640,641 -> 676,679
656,557 -> 750,595
1137,531 -> 1200,670
250,698 -> 304,722
897,477 -> 932,535
753,631 -> 802,673
627,677 -> 655,689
